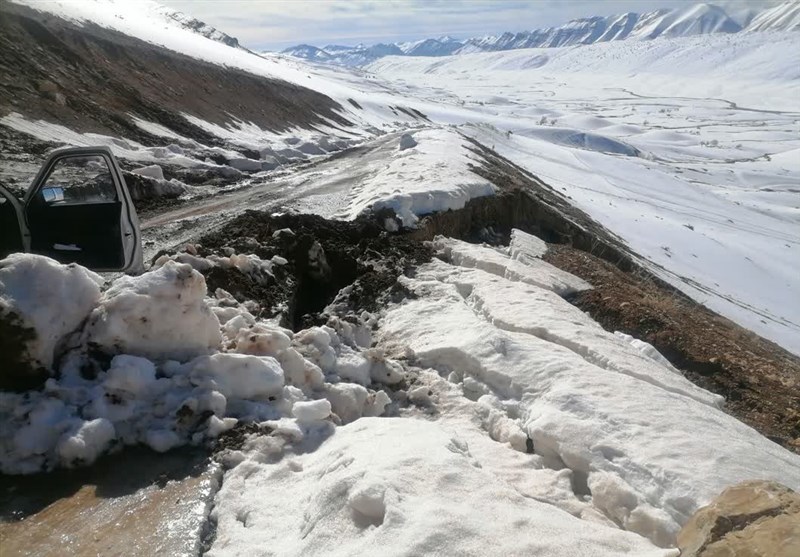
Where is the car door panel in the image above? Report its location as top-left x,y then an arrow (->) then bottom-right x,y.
22,146 -> 143,273
26,201 -> 125,269
0,185 -> 27,260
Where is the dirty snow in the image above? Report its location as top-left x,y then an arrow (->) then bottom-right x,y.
0,253 -> 103,369
0,254 -> 394,475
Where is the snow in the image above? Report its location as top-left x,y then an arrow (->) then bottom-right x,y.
375,241 -> 800,547
0,253 -> 405,475
292,399 -> 332,422
132,164 -> 165,181
0,253 -> 103,370
336,128 -> 495,225
85,261 -> 222,361
432,236 -> 592,297
365,30 -> 800,355
103,355 -> 157,396
746,1 -> 800,32
189,354 -> 284,400
206,418 -> 673,557
57,418 -> 115,466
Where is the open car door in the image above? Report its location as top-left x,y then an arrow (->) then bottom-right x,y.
0,184 -> 28,260
22,146 -> 143,273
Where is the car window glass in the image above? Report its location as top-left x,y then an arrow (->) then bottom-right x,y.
39,155 -> 118,205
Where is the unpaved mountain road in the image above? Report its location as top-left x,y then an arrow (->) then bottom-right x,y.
139,130 -> 407,262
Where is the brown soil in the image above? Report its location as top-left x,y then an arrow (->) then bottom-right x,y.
195,209 -> 432,330
544,245 -> 800,453
0,1 -> 350,145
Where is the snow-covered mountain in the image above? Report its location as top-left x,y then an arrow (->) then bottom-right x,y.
282,2 -> 792,66
746,1 -> 800,31
154,4 -> 242,48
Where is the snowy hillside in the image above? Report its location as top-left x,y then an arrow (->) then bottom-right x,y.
746,1 -> 800,31
366,31 -> 800,354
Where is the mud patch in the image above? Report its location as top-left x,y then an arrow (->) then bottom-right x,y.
0,447 -> 216,556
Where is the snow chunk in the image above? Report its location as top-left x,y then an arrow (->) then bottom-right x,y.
189,353 -> 284,399
378,253 -> 800,547
0,254 -> 102,371
433,236 -> 590,296
131,164 -> 165,181
509,228 -> 548,262
291,399 -> 332,422
85,261 -> 221,361
103,355 -> 157,396
57,418 -> 115,466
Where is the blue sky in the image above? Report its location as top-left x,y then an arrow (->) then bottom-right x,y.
161,0 -> 779,50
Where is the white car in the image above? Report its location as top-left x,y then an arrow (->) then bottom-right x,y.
0,146 -> 143,273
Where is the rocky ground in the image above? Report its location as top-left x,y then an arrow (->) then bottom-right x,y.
0,1 -> 348,143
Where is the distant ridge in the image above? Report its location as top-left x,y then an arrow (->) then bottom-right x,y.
280,2 -> 798,66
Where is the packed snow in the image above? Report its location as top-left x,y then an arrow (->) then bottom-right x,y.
374,238 -> 800,548
335,128 -> 495,225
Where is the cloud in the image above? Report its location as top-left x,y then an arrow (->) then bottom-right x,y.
159,0 -> 783,51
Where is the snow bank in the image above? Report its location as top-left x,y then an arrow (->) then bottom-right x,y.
432,235 -> 591,297
376,243 -> 800,547
0,255 -> 402,474
338,129 -> 496,226
206,418 -> 671,557
85,261 -> 222,361
0,254 -> 103,370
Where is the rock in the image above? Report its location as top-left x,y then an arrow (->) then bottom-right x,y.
131,164 -> 165,181
284,137 -> 301,145
274,148 -> 307,161
228,158 -> 262,172
296,141 -> 325,156
678,480 -> 800,557
399,133 -> 417,150
261,156 -> 280,171
316,137 -> 337,152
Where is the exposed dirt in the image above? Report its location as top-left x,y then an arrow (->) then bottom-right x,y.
0,309 -> 48,392
545,244 -> 800,453
196,209 -> 432,330
0,1 -> 350,144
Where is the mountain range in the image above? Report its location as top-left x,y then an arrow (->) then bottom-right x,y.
280,2 -> 800,66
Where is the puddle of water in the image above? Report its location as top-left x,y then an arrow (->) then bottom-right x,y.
0,448 -> 219,557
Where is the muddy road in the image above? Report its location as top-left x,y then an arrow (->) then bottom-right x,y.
139,131 -> 408,262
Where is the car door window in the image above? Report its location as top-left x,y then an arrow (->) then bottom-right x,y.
37,155 -> 118,207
